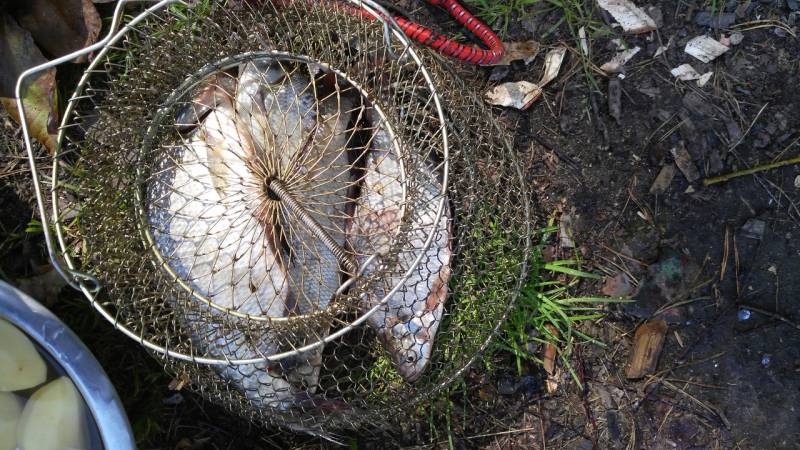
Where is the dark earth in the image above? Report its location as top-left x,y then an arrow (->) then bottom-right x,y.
2,0 -> 800,448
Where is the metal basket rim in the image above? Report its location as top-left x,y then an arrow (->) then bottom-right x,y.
18,0 -> 453,365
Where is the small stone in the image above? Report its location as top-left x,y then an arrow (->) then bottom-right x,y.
741,218 -> 766,240
738,308 -> 752,321
489,65 -> 510,82
761,354 -> 771,367
793,175 -> 800,188
729,32 -> 745,45
694,11 -> 737,28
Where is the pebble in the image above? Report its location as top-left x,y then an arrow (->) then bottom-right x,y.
738,308 -> 752,321
761,354 -> 772,367
729,32 -> 745,45
794,175 -> 800,188
694,11 -> 737,28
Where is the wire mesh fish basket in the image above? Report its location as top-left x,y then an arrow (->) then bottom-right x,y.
17,0 -> 532,436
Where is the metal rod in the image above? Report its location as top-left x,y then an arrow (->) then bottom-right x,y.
268,179 -> 357,274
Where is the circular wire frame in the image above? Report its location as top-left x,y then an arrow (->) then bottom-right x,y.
51,1 -> 448,365
35,0 -> 531,433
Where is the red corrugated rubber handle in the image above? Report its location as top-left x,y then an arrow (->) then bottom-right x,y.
390,0 -> 504,65
271,0 -> 505,65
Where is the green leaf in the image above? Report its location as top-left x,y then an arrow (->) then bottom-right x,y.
542,263 -> 602,279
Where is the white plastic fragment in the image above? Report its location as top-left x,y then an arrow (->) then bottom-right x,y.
685,35 -> 730,63
484,47 -> 567,110
600,46 -> 641,73
597,0 -> 658,34
670,64 -> 702,80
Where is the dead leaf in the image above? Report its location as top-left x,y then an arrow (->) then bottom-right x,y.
0,13 -> 58,153
16,267 -> 68,306
10,0 -> 101,63
489,40 -> 540,66
684,35 -> 729,63
625,319 -> 667,379
597,0 -> 658,34
484,81 -> 542,110
484,47 -> 566,110
539,47 -> 567,86
600,46 -> 641,73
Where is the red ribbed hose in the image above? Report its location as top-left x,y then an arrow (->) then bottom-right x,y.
271,0 -> 505,65
389,0 -> 504,65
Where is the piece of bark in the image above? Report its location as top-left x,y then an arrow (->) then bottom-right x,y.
649,164 -> 676,194
625,319 -> 667,379
670,144 -> 700,183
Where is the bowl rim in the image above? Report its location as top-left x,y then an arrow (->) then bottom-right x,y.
0,281 -> 136,450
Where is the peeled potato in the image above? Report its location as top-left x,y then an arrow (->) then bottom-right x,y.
17,377 -> 88,450
0,318 -> 47,392
0,391 -> 23,449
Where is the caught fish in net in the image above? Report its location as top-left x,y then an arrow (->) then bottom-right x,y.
16,0 -> 532,438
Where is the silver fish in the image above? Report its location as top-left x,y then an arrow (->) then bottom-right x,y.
235,62 -> 355,393
348,110 -> 452,382
148,81 -> 301,410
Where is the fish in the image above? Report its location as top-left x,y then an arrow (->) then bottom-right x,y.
347,109 -> 453,382
148,78 -> 304,411
235,60 -> 355,393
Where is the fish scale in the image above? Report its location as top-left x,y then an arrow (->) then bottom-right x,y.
347,110 -> 452,382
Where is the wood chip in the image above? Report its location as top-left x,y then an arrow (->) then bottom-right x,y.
625,319 -> 667,379
597,0 -> 658,34
543,324 -> 559,393
685,35 -> 730,63
649,164 -> 677,194
670,144 -> 700,182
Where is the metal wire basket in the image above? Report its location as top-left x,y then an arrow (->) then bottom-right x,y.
17,0 -> 532,437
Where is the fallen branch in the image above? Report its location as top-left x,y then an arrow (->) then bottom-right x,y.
703,154 -> 800,186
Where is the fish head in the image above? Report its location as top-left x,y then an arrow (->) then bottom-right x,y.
384,311 -> 436,382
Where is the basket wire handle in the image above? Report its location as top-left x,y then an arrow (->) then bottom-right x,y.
15,0 -> 186,294
268,179 -> 357,274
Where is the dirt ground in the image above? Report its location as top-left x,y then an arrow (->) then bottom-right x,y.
2,0 -> 800,448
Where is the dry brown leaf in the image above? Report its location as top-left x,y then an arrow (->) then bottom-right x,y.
490,40 -> 541,66
10,0 -> 101,63
483,47 -> 566,110
0,13 -> 58,153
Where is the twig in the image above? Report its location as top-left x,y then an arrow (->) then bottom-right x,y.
739,304 -> 800,330
703,154 -> 800,186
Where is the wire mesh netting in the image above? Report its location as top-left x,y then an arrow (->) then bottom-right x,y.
37,0 -> 532,436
